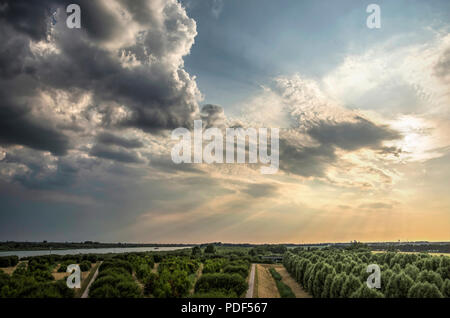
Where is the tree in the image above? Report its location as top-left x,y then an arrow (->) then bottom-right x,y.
321,273 -> 334,298
192,246 -> 202,257
380,269 -> 394,294
441,279 -> 450,298
385,272 -> 414,298
350,285 -> 384,298
330,273 -> 347,298
205,245 -> 216,254
341,274 -> 362,298
404,264 -> 420,280
144,273 -> 159,295
408,282 -> 443,298
417,270 -> 444,290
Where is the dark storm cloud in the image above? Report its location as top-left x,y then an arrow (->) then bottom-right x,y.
0,97 -> 70,156
0,0 -> 56,41
2,150 -> 79,189
96,132 -> 143,149
89,144 -> 144,164
307,117 -> 401,151
0,0 -> 200,163
279,140 -> 336,177
279,117 -> 401,177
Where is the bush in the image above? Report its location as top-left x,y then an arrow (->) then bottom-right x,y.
99,260 -> 133,275
417,270 -> 444,290
195,273 -> 247,297
350,285 -> 384,298
223,265 -> 249,278
408,282 -> 443,298
385,272 -> 414,298
205,245 -> 216,254
144,273 -> 159,296
441,279 -> 450,297
0,256 -> 19,268
79,260 -> 92,272
268,268 -> 282,281
89,262 -> 142,298
341,274 -> 362,298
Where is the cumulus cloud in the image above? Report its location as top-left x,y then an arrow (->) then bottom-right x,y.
200,104 -> 226,128
0,0 -> 204,186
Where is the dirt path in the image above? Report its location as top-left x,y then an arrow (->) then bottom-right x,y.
273,265 -> 311,298
189,263 -> 204,295
81,261 -> 102,298
245,264 -> 256,298
255,264 -> 280,298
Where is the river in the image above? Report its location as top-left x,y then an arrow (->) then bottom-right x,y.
0,246 -> 192,259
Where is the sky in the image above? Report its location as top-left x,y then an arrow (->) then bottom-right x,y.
0,0 -> 449,244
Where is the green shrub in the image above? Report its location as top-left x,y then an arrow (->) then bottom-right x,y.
408,282 -> 443,298
195,273 -> 247,297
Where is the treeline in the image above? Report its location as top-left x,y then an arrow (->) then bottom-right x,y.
370,243 -> 450,254
284,249 -> 450,298
248,245 -> 287,256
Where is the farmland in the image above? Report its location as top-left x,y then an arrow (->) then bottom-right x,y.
0,243 -> 449,298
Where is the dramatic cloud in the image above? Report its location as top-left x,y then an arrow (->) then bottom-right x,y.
307,117 -> 400,151
0,0 -> 201,159
96,132 -> 143,149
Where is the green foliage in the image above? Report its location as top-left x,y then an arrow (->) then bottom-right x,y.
268,268 -> 295,298
408,282 -> 443,298
385,272 -> 414,298
192,246 -> 202,257
205,245 -> 216,254
158,257 -> 199,275
79,260 -> 92,272
203,258 -> 227,274
89,263 -> 142,298
330,273 -> 347,298
404,264 -> 420,280
350,285 -> 384,298
441,279 -> 450,297
0,256 -> 19,268
417,270 -> 444,290
268,268 -> 282,281
152,269 -> 191,298
341,274 -> 362,298
195,273 -> 248,297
